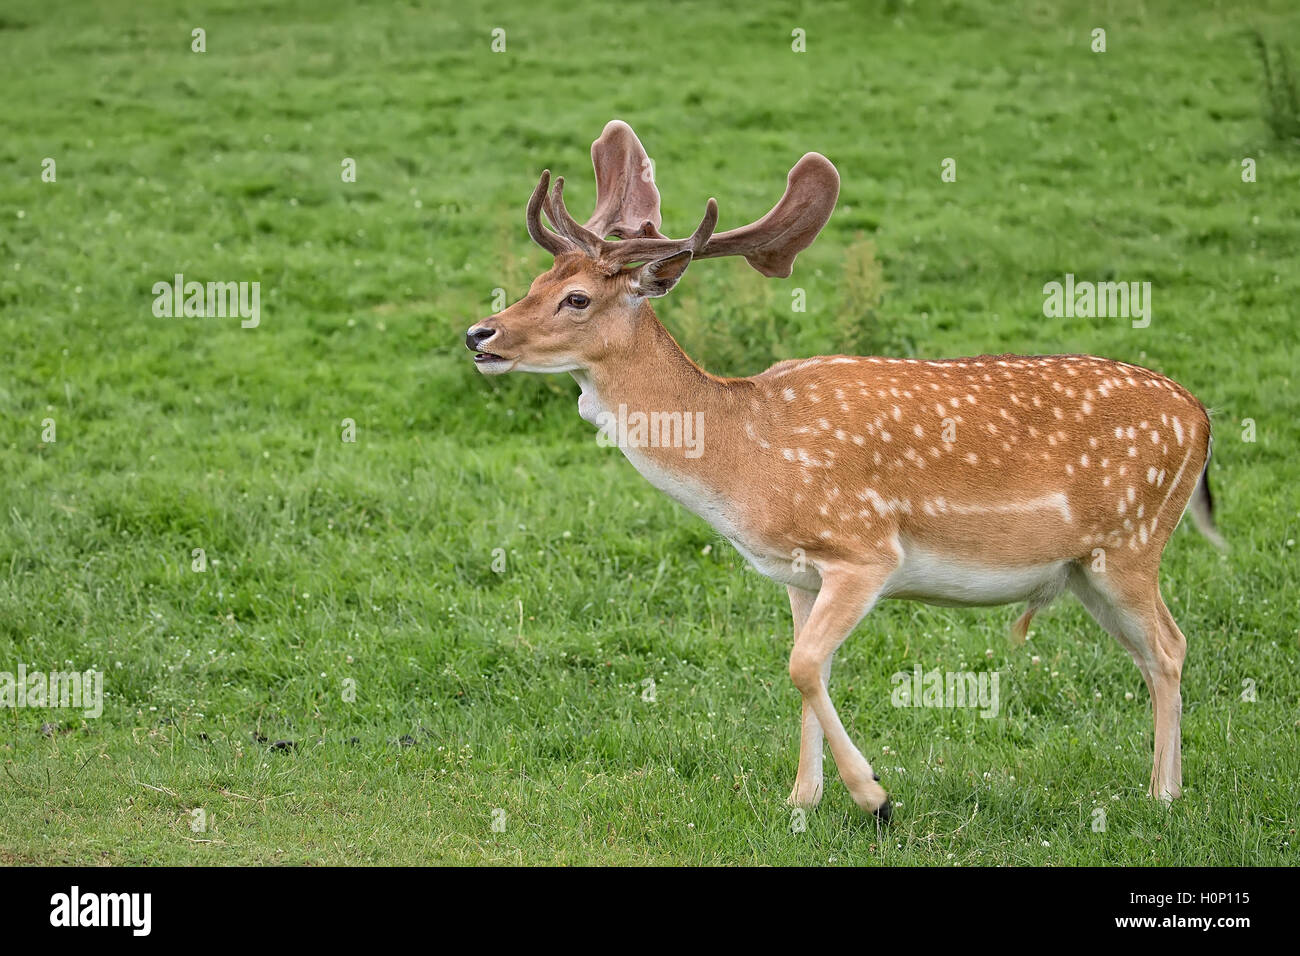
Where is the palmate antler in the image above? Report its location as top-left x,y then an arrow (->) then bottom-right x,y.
524,120 -> 840,277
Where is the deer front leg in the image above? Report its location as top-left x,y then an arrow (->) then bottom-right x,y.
787,585 -> 827,808
787,561 -> 894,818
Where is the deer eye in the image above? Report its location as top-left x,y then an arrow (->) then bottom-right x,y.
562,292 -> 590,310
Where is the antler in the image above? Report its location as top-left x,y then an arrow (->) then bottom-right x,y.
524,121 -> 839,277
545,174 -> 717,265
694,152 -> 840,278
525,170 -> 571,258
585,120 -> 664,240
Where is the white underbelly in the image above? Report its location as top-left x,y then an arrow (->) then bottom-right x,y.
615,442 -> 1067,604
881,544 -> 1070,608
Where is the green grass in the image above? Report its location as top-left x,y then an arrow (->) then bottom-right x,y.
1,0 -> 1298,865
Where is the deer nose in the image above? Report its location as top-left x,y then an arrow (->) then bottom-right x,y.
465,326 -> 496,351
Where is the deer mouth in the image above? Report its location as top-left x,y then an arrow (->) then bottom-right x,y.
472,350 -> 513,374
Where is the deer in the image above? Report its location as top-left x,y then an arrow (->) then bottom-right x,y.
465,120 -> 1225,819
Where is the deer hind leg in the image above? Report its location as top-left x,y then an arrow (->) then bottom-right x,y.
1153,594 -> 1188,796
787,585 -> 829,808
1067,563 -> 1185,800
787,561 -> 894,818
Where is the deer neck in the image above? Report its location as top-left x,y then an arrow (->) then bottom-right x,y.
573,309 -> 717,420
571,308 -> 751,505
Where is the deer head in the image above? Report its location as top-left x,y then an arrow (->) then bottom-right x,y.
465,120 -> 840,375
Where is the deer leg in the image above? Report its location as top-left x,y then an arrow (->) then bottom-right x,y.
1152,594 -> 1187,797
1068,564 -> 1183,800
787,585 -> 827,808
787,561 -> 893,817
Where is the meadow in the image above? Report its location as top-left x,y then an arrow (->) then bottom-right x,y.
0,0 -> 1297,865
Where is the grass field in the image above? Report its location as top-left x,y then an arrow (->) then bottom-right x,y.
1,0 -> 1298,865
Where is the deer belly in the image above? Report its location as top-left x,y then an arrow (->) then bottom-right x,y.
882,544 -> 1070,608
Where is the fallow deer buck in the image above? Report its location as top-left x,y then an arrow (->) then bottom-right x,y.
466,120 -> 1224,818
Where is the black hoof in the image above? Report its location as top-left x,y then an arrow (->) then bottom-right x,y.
874,797 -> 892,824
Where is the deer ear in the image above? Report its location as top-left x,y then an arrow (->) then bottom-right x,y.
631,250 -> 693,298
